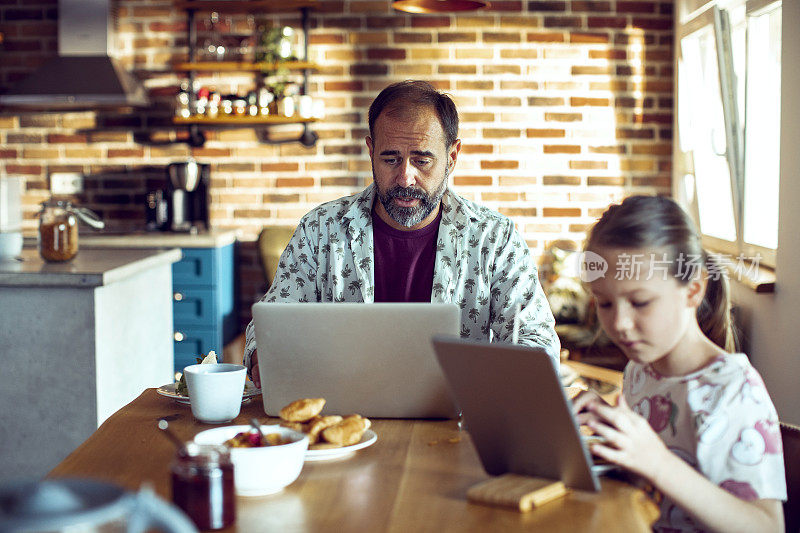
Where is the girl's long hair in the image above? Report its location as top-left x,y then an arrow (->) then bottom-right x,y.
585,195 -> 736,352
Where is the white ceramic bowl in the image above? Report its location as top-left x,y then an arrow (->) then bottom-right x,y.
193,425 -> 308,496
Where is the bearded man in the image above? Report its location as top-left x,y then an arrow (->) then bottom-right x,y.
244,80 -> 559,385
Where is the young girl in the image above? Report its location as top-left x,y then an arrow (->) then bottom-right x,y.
573,195 -> 786,532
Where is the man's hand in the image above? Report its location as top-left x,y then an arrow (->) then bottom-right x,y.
250,349 -> 261,389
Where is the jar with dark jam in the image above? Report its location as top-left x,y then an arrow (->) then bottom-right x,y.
171,443 -> 235,530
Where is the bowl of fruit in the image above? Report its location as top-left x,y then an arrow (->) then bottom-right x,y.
193,425 -> 308,496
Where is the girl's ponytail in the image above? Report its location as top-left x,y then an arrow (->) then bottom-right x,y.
697,253 -> 737,352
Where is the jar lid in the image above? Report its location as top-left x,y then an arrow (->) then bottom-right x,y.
176,443 -> 231,467
40,199 -> 72,209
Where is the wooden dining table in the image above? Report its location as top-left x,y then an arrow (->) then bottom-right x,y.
49,388 -> 659,532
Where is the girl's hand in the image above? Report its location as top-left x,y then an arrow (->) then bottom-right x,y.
571,390 -> 605,426
588,397 -> 785,532
585,395 -> 672,481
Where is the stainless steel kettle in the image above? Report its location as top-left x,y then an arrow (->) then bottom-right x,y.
0,478 -> 198,533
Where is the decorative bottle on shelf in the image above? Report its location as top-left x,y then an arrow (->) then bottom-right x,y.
278,26 -> 295,60
280,87 -> 295,118
176,81 -> 191,118
258,87 -> 274,115
207,90 -> 220,117
195,87 -> 210,116
247,90 -> 258,116
220,94 -> 234,115
233,96 -> 247,116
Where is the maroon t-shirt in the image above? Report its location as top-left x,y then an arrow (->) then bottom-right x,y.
372,206 -> 442,303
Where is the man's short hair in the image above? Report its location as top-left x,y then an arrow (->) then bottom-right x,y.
368,80 -> 459,148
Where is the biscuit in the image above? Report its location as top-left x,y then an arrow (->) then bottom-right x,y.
279,398 -> 326,422
306,415 -> 343,445
321,414 -> 369,446
279,421 -> 307,432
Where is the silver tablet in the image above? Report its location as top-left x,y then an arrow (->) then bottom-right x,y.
432,335 -> 600,492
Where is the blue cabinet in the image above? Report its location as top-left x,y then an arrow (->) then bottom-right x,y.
171,244 -> 236,372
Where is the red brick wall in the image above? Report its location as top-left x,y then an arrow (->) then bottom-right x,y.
0,0 -> 674,330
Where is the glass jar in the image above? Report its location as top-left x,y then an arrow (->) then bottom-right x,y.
278,26 -> 295,59
170,443 -> 235,530
233,97 -> 247,116
37,200 -> 104,262
38,200 -> 79,262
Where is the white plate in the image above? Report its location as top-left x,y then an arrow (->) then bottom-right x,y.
156,382 -> 261,405
305,429 -> 377,462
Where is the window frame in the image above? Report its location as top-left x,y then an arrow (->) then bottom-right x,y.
740,0 -> 782,264
675,0 -> 781,268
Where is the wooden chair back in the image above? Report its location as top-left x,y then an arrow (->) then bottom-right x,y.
782,422 -> 800,533
256,226 -> 296,290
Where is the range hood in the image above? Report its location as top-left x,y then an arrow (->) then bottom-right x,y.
0,0 -> 149,109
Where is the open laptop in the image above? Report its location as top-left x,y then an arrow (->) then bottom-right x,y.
252,302 -> 461,418
432,335 -> 601,492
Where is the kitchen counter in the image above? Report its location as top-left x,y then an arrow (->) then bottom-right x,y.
71,229 -> 240,370
20,228 -> 239,249
0,247 -> 182,287
17,229 -> 241,372
78,228 -> 239,248
0,247 -> 181,483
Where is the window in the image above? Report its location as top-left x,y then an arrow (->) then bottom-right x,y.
676,0 -> 782,267
679,21 -> 738,243
742,2 -> 781,251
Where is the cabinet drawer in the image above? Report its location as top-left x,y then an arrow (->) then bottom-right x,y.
174,352 -> 202,374
172,287 -> 217,325
173,326 -> 220,372
172,248 -> 216,287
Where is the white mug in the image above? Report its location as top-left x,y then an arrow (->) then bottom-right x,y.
184,363 -> 246,424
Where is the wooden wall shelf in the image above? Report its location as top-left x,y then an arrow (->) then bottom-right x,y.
173,1 -> 317,13
174,0 -> 318,147
173,115 -> 318,125
173,61 -> 318,72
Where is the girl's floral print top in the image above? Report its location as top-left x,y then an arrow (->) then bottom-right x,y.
624,353 -> 787,531
244,184 -> 559,372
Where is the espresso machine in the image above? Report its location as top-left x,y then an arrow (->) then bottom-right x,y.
147,160 -> 210,232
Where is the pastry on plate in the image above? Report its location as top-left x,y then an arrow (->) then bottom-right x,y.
321,415 -> 370,447
277,398 -> 371,449
280,398 -> 326,422
306,415 -> 344,444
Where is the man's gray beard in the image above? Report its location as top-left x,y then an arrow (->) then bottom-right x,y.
377,168 -> 449,228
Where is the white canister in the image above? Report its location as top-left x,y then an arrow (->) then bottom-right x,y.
298,95 -> 313,118
0,176 -> 22,233
0,177 -> 23,260
280,96 -> 295,118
